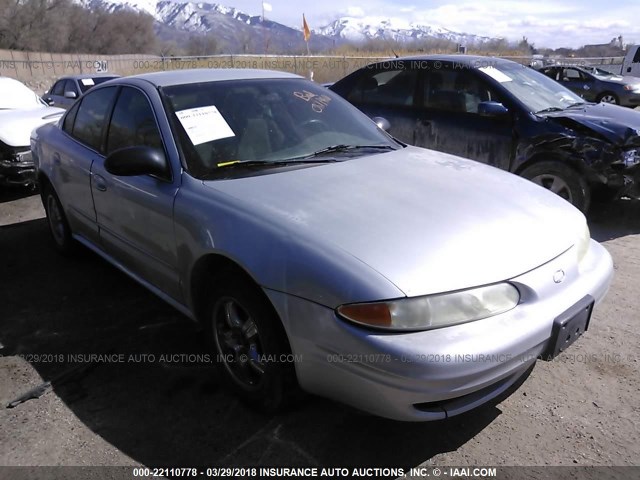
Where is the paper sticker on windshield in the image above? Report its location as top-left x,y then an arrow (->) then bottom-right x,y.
81,78 -> 95,86
478,66 -> 512,83
176,105 -> 235,146
293,90 -> 332,112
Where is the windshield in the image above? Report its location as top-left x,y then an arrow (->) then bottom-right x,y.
588,67 -> 618,78
478,64 -> 584,114
161,78 -> 399,178
0,78 -> 45,109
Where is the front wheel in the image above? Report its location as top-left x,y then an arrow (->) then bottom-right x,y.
520,161 -> 590,213
205,277 -> 298,412
42,184 -> 76,255
597,92 -> 619,105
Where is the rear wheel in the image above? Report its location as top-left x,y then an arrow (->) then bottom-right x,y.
42,184 -> 75,255
520,161 -> 590,213
205,276 -> 298,412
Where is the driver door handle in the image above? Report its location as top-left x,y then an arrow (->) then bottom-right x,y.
93,174 -> 107,192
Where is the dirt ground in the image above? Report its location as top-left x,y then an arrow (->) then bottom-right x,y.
0,188 -> 639,478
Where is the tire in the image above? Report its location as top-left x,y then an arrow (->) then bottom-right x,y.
597,92 -> 619,105
205,276 -> 298,412
42,184 -> 76,255
520,161 -> 591,213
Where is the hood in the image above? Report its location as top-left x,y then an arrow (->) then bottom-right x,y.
599,74 -> 640,86
0,106 -> 64,147
543,103 -> 640,147
204,147 -> 585,298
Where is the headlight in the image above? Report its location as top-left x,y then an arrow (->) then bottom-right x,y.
576,222 -> 591,266
336,283 -> 520,332
621,149 -> 640,168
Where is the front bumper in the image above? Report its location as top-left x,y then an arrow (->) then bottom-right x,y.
0,150 -> 35,187
266,239 -> 613,421
619,91 -> 640,108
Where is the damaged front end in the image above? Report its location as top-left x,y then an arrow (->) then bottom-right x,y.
0,140 -> 35,188
522,105 -> 640,200
609,146 -> 640,199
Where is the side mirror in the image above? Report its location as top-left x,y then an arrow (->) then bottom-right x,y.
105,146 -> 167,177
63,91 -> 77,99
478,101 -> 509,117
372,116 -> 391,131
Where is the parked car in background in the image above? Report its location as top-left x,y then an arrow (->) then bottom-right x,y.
0,77 -> 64,187
32,69 -> 613,421
42,74 -> 120,109
622,45 -> 640,77
537,65 -> 640,107
330,55 -> 640,212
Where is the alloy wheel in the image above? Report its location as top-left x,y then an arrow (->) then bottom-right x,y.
529,173 -> 574,203
47,194 -> 66,247
212,296 -> 265,390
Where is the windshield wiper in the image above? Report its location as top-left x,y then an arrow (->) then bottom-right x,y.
303,144 -> 396,158
215,158 -> 341,169
535,107 -> 565,114
564,102 -> 587,108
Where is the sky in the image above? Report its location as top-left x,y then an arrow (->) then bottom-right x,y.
227,0 -> 640,49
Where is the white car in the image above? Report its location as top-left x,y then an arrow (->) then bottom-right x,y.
0,77 -> 64,187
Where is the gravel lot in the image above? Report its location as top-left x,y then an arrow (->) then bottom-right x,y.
0,188 -> 638,477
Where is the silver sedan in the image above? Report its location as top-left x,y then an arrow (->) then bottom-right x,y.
31,69 -> 613,421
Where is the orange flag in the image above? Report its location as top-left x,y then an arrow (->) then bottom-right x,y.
303,14 -> 311,42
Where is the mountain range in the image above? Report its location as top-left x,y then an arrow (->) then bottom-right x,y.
80,0 -> 498,53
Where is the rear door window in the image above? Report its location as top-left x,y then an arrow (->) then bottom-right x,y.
348,68 -> 418,107
71,87 -> 118,152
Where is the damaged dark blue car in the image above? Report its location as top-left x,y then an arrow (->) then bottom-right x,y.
330,55 -> 640,212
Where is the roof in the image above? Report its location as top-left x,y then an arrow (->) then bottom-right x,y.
56,74 -> 120,80
129,68 -> 303,87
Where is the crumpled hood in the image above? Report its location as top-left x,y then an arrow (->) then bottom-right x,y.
204,147 -> 586,297
0,106 -> 64,147
544,103 -> 640,147
601,74 -> 640,86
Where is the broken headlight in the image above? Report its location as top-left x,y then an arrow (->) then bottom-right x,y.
0,145 -> 32,166
621,149 -> 640,168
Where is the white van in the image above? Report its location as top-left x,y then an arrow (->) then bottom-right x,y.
622,45 -> 640,77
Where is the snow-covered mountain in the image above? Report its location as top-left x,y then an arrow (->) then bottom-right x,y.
79,1 -> 499,52
80,0 -> 337,52
318,16 -> 495,45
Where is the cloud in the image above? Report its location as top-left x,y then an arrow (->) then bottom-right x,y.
218,0 -> 640,49
344,6 -> 365,17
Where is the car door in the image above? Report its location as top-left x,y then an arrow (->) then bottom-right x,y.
44,80 -> 66,107
559,68 -> 595,100
52,86 -> 119,244
90,86 -> 182,301
340,65 -> 421,144
414,68 -> 514,170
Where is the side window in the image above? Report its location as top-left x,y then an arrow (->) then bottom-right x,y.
633,48 -> 640,63
51,80 -> 65,96
543,68 -> 560,81
106,87 -> 163,155
71,87 -> 117,151
425,70 -> 501,114
348,69 -> 418,107
62,102 -> 80,134
563,69 -> 582,81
